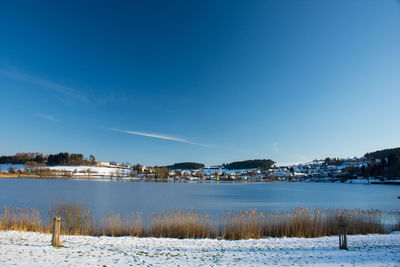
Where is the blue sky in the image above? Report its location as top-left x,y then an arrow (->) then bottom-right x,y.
1,0 -> 400,166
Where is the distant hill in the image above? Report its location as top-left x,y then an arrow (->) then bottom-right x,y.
364,147 -> 400,178
224,159 -> 275,170
365,147 -> 400,159
166,162 -> 205,170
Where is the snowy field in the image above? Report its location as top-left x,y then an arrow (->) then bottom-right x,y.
0,231 -> 399,266
47,165 -> 131,178
0,164 -> 132,178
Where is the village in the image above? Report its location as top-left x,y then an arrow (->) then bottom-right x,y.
162,157 -> 371,182
2,152 -> 398,184
7,157 -> 372,182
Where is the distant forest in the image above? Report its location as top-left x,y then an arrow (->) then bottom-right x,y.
365,147 -> 400,160
362,147 -> 400,178
166,162 -> 205,170
0,152 -> 96,166
224,159 -> 275,170
166,159 -> 276,170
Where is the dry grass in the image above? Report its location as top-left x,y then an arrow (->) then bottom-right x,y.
51,202 -> 92,235
148,210 -> 216,239
0,206 -> 49,233
259,207 -> 384,238
97,212 -> 144,237
0,204 -> 389,239
392,212 -> 400,232
221,210 -> 265,239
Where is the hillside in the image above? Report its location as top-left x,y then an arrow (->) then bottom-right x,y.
365,147 -> 400,159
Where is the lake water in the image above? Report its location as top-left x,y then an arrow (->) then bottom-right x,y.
0,178 -> 399,218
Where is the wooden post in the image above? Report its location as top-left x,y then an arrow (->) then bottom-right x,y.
52,216 -> 62,247
338,223 -> 348,250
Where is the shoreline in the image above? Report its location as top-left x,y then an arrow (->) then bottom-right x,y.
0,173 -> 61,178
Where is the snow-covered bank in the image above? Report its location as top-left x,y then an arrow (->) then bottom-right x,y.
0,231 -> 399,266
48,165 -> 131,178
0,164 -> 132,179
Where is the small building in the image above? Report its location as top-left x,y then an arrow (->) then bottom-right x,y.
97,162 -> 111,167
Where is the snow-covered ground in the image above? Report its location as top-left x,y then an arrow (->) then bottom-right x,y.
47,165 -> 131,178
0,164 -> 132,178
0,231 -> 399,266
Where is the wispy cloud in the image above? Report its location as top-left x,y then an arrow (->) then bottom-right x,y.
109,128 -> 214,148
34,113 -> 59,122
0,68 -> 91,105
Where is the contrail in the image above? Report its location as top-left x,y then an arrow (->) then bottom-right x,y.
109,128 -> 214,148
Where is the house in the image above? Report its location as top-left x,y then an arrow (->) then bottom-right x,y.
97,162 -> 111,167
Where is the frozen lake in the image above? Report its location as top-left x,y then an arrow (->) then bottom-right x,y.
0,178 -> 399,218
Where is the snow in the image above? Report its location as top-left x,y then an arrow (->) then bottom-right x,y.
0,231 -> 399,266
48,165 -> 131,178
0,164 -> 132,179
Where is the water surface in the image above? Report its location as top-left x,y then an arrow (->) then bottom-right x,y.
0,178 -> 399,217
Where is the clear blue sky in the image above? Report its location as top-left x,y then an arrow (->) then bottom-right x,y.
1,0 -> 399,166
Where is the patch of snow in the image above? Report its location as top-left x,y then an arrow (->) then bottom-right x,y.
0,231 -> 399,266
47,165 -> 131,178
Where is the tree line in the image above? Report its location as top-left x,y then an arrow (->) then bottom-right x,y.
0,152 -> 96,166
223,159 -> 275,170
343,147 -> 400,179
361,148 -> 400,178
166,162 -> 205,170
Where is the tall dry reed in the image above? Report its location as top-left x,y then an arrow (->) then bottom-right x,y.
0,204 -> 389,239
148,210 -> 216,239
97,212 -> 144,237
51,202 -> 92,235
0,206 -> 49,233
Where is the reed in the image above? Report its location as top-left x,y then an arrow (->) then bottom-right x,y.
148,210 -> 216,239
98,212 -> 144,237
51,202 -> 92,235
0,204 -> 389,240
221,210 -> 265,239
392,212 -> 400,231
0,206 -> 48,233
260,207 -> 384,238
